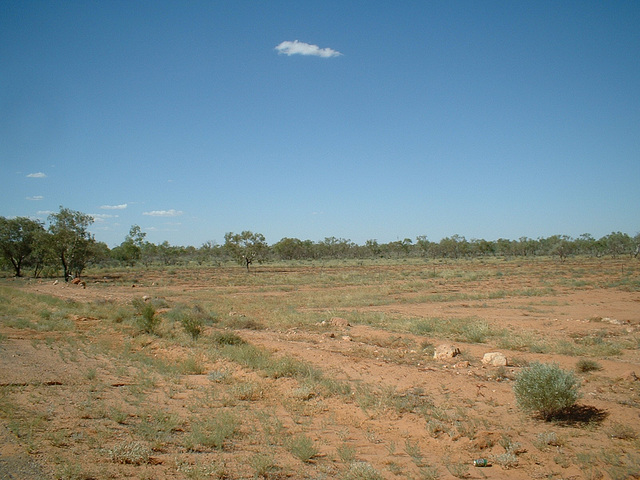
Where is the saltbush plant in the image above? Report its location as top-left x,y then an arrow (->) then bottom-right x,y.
513,362 -> 581,420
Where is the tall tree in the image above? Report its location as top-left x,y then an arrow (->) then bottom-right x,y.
48,207 -> 95,280
0,217 -> 45,277
224,231 -> 268,271
604,231 -> 633,257
273,237 -> 314,260
547,235 -> 574,262
112,225 -> 147,266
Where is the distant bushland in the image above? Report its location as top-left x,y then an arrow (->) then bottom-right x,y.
1,208 -> 638,276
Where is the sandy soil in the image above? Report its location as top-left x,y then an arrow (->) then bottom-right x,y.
1,259 -> 639,479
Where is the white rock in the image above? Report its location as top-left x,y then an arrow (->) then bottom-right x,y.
433,344 -> 460,360
482,352 -> 508,367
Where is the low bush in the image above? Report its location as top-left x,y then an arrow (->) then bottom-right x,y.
212,331 -> 245,346
513,362 -> 581,420
287,434 -> 318,462
106,441 -> 151,465
343,462 -> 384,480
576,359 -> 602,373
132,299 -> 159,334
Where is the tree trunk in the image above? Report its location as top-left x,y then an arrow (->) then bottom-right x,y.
61,251 -> 70,281
10,258 -> 22,277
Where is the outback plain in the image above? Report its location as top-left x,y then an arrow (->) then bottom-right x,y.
0,257 -> 639,480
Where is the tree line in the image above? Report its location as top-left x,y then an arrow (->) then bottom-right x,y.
1,207 -> 638,278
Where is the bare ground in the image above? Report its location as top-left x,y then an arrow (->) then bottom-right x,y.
1,259 -> 639,479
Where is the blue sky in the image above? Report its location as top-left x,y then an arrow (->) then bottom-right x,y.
2,1 -> 638,247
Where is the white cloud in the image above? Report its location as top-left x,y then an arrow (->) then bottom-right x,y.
26,172 -> 47,178
100,203 -> 128,210
91,213 -> 118,222
143,209 -> 183,217
275,40 -> 342,58
26,195 -> 44,201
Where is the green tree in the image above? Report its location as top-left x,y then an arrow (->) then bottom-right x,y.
547,235 -> 574,262
48,207 -> 95,281
439,235 -> 467,258
224,231 -> 268,271
196,241 -> 225,265
29,228 -> 56,278
273,237 -> 313,260
0,217 -> 45,277
574,233 -> 597,256
112,225 -> 147,266
495,238 -> 515,257
156,241 -> 185,266
317,237 -> 354,259
604,231 -> 633,257
383,238 -> 413,258
517,237 -> 537,256
469,238 -> 495,257
365,239 -> 382,257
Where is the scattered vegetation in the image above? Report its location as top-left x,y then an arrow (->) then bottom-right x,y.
1,207 -> 639,276
0,256 -> 637,479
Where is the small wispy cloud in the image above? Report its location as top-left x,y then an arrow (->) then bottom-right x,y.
143,209 -> 183,217
275,40 -> 342,58
91,213 -> 118,222
100,203 -> 128,210
26,195 -> 44,201
26,172 -> 47,178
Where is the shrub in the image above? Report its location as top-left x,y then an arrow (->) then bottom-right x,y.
533,431 -> 563,450
337,443 -> 356,464
492,452 -> 519,469
179,356 -> 206,375
343,462 -> 384,480
186,411 -> 239,451
287,434 -> 318,462
181,314 -> 204,340
576,359 -> 602,373
249,453 -> 278,478
608,422 -> 637,440
176,304 -> 215,340
212,331 -> 245,346
513,362 -> 581,420
132,299 -> 160,334
107,441 -> 151,465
